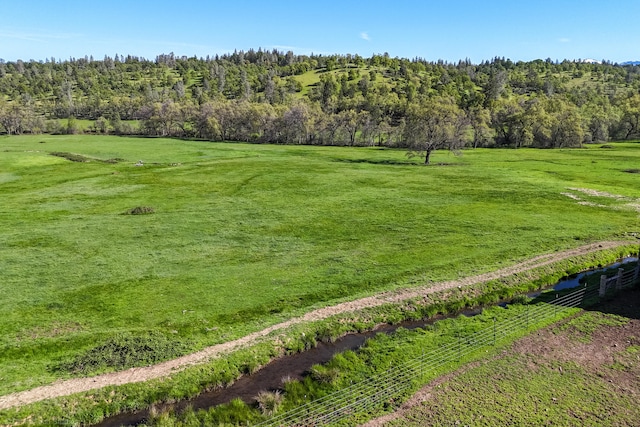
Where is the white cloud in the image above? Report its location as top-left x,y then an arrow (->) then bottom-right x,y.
360,32 -> 370,41
559,37 -> 571,43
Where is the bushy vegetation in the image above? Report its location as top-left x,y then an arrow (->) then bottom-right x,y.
49,151 -> 92,162
56,332 -> 189,375
255,390 -> 284,416
124,206 -> 155,215
3,52 -> 640,151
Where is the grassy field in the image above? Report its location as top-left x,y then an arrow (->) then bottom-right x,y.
0,135 -> 639,396
291,66 -> 393,98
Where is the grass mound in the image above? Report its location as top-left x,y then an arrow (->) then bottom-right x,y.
123,206 -> 155,215
104,157 -> 125,164
50,152 -> 124,163
57,332 -> 189,375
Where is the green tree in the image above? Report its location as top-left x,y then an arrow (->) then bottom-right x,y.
195,102 -> 221,139
404,97 -> 467,164
65,116 -> 80,135
279,102 -> 312,144
618,94 -> 640,139
0,101 -> 25,134
549,100 -> 584,147
467,106 -> 493,148
491,97 -> 533,148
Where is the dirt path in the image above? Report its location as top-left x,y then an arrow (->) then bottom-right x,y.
0,241 -> 630,410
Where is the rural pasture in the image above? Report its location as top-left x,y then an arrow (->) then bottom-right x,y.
0,135 -> 639,417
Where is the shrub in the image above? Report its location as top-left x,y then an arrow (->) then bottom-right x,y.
57,331 -> 189,374
255,390 -> 283,416
316,322 -> 348,343
310,365 -> 340,384
203,398 -> 262,425
510,294 -> 532,305
104,158 -> 125,164
123,206 -> 155,215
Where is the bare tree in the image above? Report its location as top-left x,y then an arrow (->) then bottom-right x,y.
0,102 -> 24,134
195,102 -> 220,139
280,103 -> 311,144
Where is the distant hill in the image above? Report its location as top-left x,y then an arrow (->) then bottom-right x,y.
621,61 -> 640,66
2,51 -> 640,146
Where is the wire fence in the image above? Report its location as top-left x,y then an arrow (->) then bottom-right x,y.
256,267 -> 638,427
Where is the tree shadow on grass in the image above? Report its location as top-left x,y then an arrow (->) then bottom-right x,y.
532,280 -> 640,321
584,285 -> 640,320
333,158 -> 418,166
333,158 -> 465,166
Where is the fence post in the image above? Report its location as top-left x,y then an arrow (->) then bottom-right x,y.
599,274 -> 607,297
616,268 -> 625,290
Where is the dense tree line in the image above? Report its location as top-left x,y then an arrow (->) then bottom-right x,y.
2,50 -> 640,158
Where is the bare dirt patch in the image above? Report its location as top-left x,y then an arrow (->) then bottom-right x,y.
562,188 -> 640,213
0,240 -> 631,410
568,187 -> 628,200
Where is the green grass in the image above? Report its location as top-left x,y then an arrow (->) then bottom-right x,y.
388,355 -> 640,427
555,312 -> 628,343
385,310 -> 640,427
291,70 -> 322,96
0,135 -> 639,397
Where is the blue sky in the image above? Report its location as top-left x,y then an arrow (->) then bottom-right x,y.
1,0 -> 639,63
